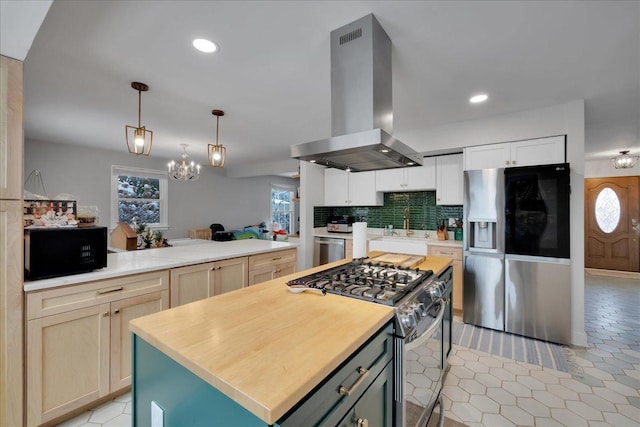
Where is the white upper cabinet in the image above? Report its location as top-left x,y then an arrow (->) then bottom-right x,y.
464,136 -> 565,170
436,154 -> 463,205
324,169 -> 383,206
464,143 -> 510,170
375,157 -> 436,192
509,136 -> 566,167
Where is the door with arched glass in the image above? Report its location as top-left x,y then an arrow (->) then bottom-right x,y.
585,176 -> 639,271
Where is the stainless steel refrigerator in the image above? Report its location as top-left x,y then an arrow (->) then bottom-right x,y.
463,169 -> 505,332
463,164 -> 572,345
503,164 -> 571,345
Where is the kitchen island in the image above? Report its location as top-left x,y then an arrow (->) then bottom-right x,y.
129,255 -> 453,426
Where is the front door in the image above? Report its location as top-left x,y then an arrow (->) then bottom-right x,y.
585,176 -> 640,271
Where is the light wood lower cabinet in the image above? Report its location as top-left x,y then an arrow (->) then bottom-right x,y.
429,245 -> 463,313
110,292 -> 167,391
248,249 -> 297,285
170,256 -> 249,307
26,272 -> 169,427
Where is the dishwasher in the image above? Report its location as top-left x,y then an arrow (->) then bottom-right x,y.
313,237 -> 345,266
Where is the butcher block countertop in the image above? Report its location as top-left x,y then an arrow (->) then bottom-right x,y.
129,253 -> 452,424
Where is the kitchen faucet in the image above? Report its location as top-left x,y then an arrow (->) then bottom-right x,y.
403,207 -> 413,236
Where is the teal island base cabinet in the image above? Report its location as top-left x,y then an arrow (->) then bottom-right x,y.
132,323 -> 394,426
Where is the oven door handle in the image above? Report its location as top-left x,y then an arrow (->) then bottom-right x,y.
405,300 -> 447,351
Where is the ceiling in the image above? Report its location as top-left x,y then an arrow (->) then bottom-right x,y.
18,1 -> 640,171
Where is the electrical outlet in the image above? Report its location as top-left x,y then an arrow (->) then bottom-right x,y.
151,401 -> 164,427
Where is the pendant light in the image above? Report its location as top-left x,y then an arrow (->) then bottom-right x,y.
208,109 -> 226,168
168,144 -> 200,181
611,150 -> 638,169
125,82 -> 153,156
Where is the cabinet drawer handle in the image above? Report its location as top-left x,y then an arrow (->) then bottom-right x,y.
338,367 -> 369,396
357,419 -> 369,427
97,286 -> 123,295
271,256 -> 282,261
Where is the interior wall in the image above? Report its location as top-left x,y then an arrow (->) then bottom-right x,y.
24,139 -> 297,239
585,159 -> 640,178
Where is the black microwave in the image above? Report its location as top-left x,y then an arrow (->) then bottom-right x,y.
24,226 -> 108,280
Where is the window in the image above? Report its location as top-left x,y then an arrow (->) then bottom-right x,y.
595,187 -> 620,233
111,165 -> 168,229
271,185 -> 294,234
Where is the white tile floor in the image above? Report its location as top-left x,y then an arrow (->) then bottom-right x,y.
54,273 -> 640,427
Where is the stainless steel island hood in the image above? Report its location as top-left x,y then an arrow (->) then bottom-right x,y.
291,14 -> 422,172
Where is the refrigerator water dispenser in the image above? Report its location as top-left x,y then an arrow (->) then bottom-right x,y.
471,221 -> 496,249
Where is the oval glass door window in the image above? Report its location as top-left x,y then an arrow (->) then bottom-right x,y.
595,187 -> 621,233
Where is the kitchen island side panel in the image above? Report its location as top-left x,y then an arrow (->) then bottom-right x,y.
133,335 -> 268,427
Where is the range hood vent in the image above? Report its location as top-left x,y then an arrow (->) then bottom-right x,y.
291,14 -> 422,172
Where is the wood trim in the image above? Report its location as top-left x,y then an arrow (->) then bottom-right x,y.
585,268 -> 640,280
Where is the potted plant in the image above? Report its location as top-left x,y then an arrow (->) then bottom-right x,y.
142,228 -> 155,249
153,230 -> 164,247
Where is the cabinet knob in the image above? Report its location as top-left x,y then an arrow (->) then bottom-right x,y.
114,309 -> 120,314
512,160 -> 516,165
103,312 -> 109,317
357,418 -> 369,427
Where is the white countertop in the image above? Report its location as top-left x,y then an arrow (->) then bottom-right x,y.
24,239 -> 298,292
313,227 -> 463,248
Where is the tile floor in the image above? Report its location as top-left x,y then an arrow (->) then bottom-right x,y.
56,273 -> 640,427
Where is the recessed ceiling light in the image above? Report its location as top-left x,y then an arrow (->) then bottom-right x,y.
407,162 -> 415,166
470,94 -> 488,104
192,38 -> 218,53
380,149 -> 390,153
309,159 -> 316,163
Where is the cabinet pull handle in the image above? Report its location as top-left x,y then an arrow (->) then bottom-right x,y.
271,257 -> 282,261
338,367 -> 369,396
114,309 -> 120,314
356,419 -> 369,427
97,286 -> 123,295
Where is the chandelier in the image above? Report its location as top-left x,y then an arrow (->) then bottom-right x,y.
125,82 -> 153,156
208,109 -> 226,167
611,150 -> 638,169
168,144 -> 201,181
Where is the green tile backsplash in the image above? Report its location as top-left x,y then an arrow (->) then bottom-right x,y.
314,191 -> 463,230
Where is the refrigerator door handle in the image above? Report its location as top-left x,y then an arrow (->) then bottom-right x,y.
504,254 -> 570,264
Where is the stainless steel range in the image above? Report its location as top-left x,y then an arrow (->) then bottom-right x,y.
288,260 -> 453,427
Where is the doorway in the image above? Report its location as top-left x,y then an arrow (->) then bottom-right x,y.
585,176 -> 639,271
